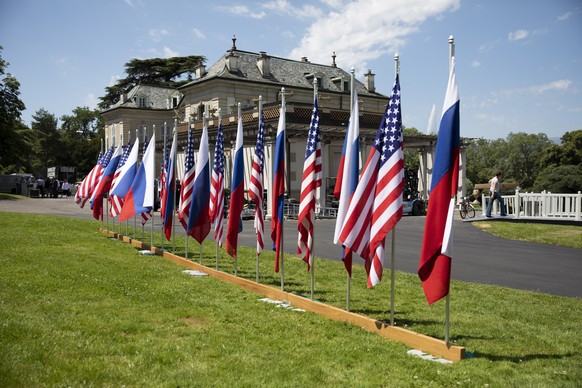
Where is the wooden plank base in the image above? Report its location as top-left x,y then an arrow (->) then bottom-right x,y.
101,228 -> 465,362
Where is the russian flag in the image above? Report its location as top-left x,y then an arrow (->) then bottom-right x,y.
271,97 -> 286,273
162,128 -> 178,241
186,124 -> 211,244
110,138 -> 139,202
418,58 -> 460,305
91,144 -> 122,220
225,106 -> 245,258
333,90 -> 360,276
119,134 -> 156,223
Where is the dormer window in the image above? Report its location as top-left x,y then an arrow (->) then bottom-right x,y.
305,72 -> 324,90
138,96 -> 148,108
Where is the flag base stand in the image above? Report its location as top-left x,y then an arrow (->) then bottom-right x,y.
100,228 -> 465,362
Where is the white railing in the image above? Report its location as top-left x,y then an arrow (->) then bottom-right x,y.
482,190 -> 582,221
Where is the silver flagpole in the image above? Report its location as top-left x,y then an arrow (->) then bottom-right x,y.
444,34 -> 455,344
101,137 -> 105,230
150,125 -> 155,247
161,122 -> 167,251
216,109 -> 221,271
134,128 -> 139,240
346,67 -> 355,311
201,112 -> 207,266
185,118 -> 191,260
173,119 -> 177,253
311,78 -> 318,301
255,99 -> 261,283
280,87 -> 286,292
390,52 -> 400,326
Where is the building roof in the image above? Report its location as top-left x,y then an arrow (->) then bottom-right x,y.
103,84 -> 182,112
180,49 -> 386,98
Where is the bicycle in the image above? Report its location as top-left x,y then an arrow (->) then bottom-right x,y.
459,196 -> 476,219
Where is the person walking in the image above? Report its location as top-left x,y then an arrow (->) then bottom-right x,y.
486,171 -> 506,217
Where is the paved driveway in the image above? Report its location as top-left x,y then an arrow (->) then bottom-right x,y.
2,197 -> 581,298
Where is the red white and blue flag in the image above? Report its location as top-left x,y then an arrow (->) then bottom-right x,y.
297,97 -> 321,270
418,58 -> 460,305
210,122 -> 225,247
249,109 -> 265,255
110,138 -> 139,215
226,107 -> 245,258
109,139 -> 132,217
76,148 -> 112,209
178,124 -> 195,232
91,144 -> 122,220
339,74 -> 405,287
119,134 -> 156,223
186,124 -> 211,244
162,128 -> 178,241
271,96 -> 286,272
333,90 -> 360,276
160,124 -> 169,222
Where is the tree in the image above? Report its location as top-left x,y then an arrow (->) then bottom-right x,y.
533,165 -> 582,193
0,46 -> 34,173
31,109 -> 61,171
60,108 -> 103,176
99,55 -> 205,109
539,129 -> 582,169
505,132 -> 552,189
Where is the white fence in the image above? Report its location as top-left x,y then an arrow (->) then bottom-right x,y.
482,190 -> 582,221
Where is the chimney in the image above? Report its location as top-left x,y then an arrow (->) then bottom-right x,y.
364,69 -> 375,93
301,56 -> 309,62
257,51 -> 270,77
195,64 -> 206,78
226,50 -> 239,73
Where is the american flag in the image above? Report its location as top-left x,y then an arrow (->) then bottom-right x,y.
75,150 -> 103,207
297,97 -> 321,270
178,123 -> 195,231
210,122 -> 225,247
141,135 -> 152,226
77,147 -> 113,209
339,74 -> 405,287
160,124 -> 169,221
248,109 -> 265,255
109,140 -> 132,217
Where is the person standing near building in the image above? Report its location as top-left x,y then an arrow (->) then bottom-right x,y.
486,171 -> 506,217
37,177 -> 45,198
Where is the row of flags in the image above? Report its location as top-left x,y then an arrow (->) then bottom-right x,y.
75,58 -> 459,306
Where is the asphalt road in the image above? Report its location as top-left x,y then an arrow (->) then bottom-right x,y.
2,197 -> 581,298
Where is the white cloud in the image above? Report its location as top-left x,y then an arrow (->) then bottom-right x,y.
149,28 -> 169,42
192,28 -> 206,40
557,11 -> 572,21
478,41 -> 496,53
215,5 -> 266,19
109,75 -> 122,86
85,93 -> 98,109
502,79 -> 572,97
471,60 -> 480,68
162,46 -> 179,58
262,0 -> 324,19
508,29 -> 529,41
288,0 -> 460,74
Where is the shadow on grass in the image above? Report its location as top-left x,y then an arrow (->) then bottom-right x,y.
470,351 -> 577,363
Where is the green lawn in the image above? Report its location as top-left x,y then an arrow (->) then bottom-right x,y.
0,212 -> 581,386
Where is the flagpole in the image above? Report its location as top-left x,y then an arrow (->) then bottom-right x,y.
346,67 -> 355,311
173,119 -> 177,253
201,112 -> 208,266
311,79 -> 318,300
255,95 -> 264,283
389,52 -> 401,326
134,128 -> 139,240
161,122 -> 167,251
216,109 -> 222,271
150,124 -> 156,247
444,34 -> 455,344
280,87 -> 286,292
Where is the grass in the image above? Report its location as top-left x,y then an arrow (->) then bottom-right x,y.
1,212 -> 581,386
0,193 -> 28,200
474,221 -> 582,249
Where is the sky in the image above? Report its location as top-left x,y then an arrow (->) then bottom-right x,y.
1,0 -> 581,141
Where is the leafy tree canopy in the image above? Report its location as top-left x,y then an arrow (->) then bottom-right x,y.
98,55 -> 205,110
533,164 -> 582,193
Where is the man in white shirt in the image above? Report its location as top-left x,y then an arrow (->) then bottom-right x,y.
486,171 -> 506,217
